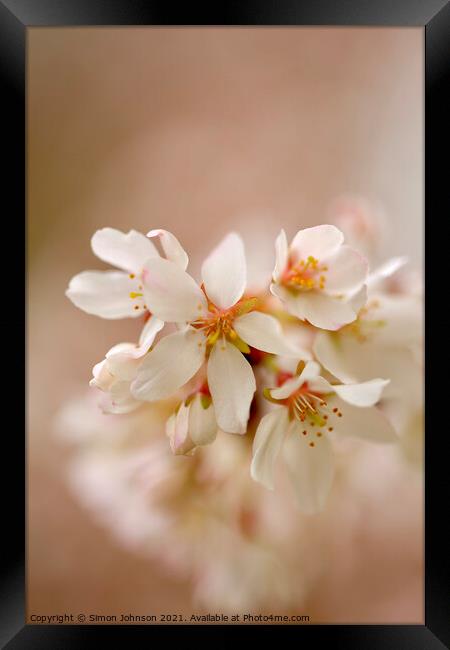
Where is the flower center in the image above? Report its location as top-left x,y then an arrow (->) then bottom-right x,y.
273,372 -> 345,444
190,294 -> 258,350
282,256 -> 328,292
128,272 -> 148,312
191,304 -> 239,346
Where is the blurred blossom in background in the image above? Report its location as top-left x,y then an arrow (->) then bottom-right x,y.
28,28 -> 423,622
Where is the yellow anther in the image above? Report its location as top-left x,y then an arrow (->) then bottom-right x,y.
129,292 -> 143,299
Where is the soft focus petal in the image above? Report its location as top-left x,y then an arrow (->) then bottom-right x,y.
283,421 -> 335,514
251,408 -> 289,489
91,228 -> 158,273
270,360 -> 321,400
273,229 -> 288,281
322,245 -> 368,294
142,257 -> 207,322
104,317 -> 164,381
201,233 -> 246,309
207,339 -> 256,434
333,378 -> 390,407
90,359 -> 115,391
131,328 -> 205,401
147,229 -> 189,270
138,316 -> 165,350
281,292 -> 359,330
367,294 -> 422,347
189,395 -> 218,446
367,256 -> 408,289
234,312 -> 308,358
290,225 -> 343,261
348,284 -> 368,312
100,381 -> 141,414
166,404 -> 195,455
66,271 -> 141,319
314,330 -> 422,404
328,395 -> 397,442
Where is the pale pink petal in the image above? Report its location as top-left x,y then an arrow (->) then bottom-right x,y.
312,330 -> 356,381
66,271 -> 141,319
333,378 -> 390,407
251,408 -> 289,489
100,381 -> 141,415
201,233 -> 246,309
283,421 -> 335,514
234,311 -> 309,358
90,359 -> 115,391
367,256 -> 408,289
282,292 -> 359,330
290,225 -> 343,262
166,404 -> 195,455
270,360 -> 321,400
104,343 -> 141,381
147,229 -> 189,270
138,316 -> 165,350
189,395 -> 218,446
91,228 -> 158,273
131,328 -> 206,401
367,294 -> 422,347
348,284 -> 368,312
142,257 -> 207,322
105,317 -> 165,381
207,339 -> 256,434
328,395 -> 397,442
322,245 -> 368,294
272,229 -> 288,282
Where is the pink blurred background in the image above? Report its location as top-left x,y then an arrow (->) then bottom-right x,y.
28,27 -> 423,623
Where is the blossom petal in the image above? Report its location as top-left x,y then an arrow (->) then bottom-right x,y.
147,229 -> 189,270
251,408 -> 289,489
189,395 -> 218,446
138,316 -> 165,350
100,381 -> 141,415
283,421 -> 335,514
201,233 -> 246,309
66,271 -> 141,319
91,228 -> 158,273
131,328 -> 205,401
105,317 -> 165,380
142,257 -> 207,322
323,245 -> 368,294
328,395 -> 397,442
314,330 -> 422,405
333,378 -> 390,407
207,339 -> 256,434
234,312 -> 308,357
270,360 -> 321,400
280,291 -> 359,331
90,359 -> 115,391
166,404 -> 195,455
367,256 -> 408,289
290,225 -> 343,262
273,229 -> 288,281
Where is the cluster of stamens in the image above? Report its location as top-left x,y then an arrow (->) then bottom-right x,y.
283,256 -> 328,292
190,303 -> 239,347
128,273 -> 148,312
190,292 -> 257,350
284,380 -> 343,448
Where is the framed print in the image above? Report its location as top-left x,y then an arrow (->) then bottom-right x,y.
2,0 -> 449,646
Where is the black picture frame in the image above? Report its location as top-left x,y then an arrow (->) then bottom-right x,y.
4,0 -> 448,646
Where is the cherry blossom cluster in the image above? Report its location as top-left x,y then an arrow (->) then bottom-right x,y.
66,223 -> 413,513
